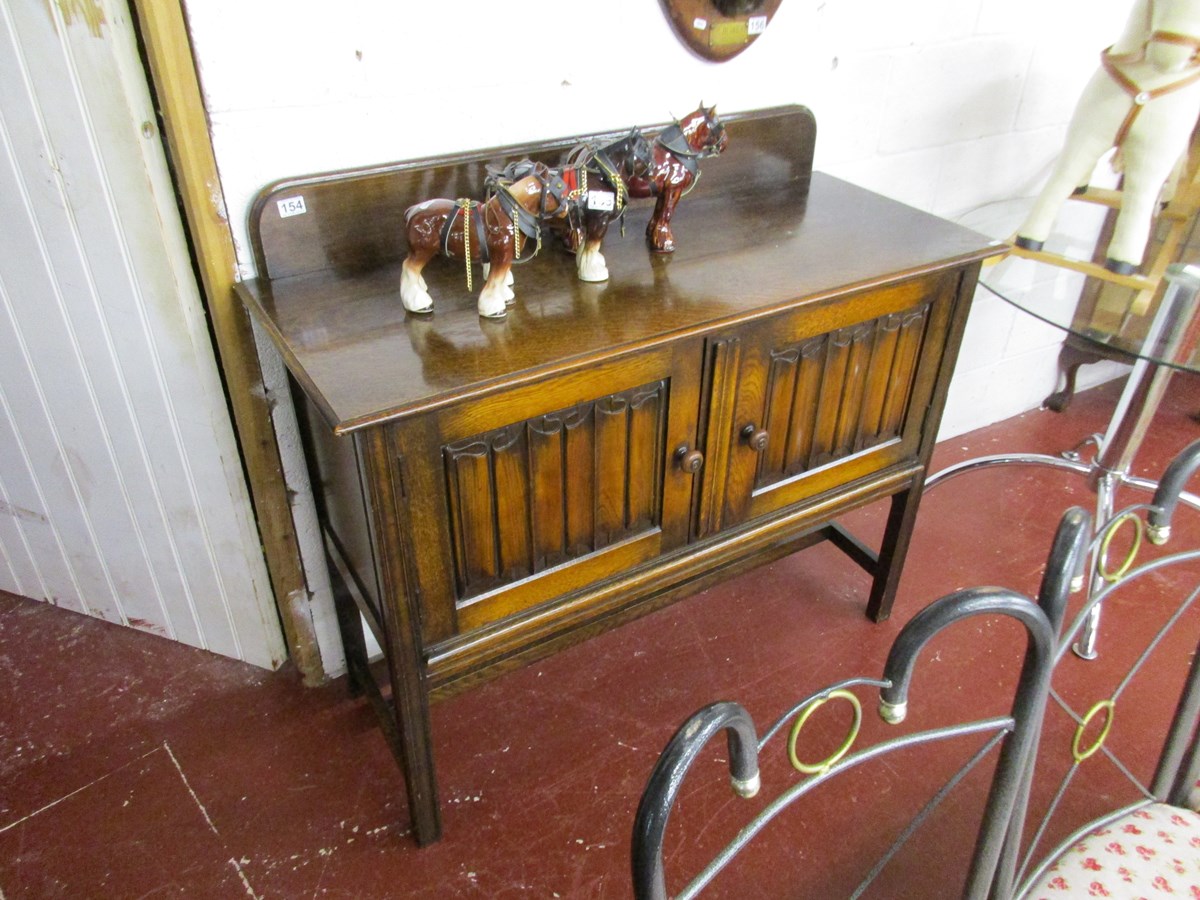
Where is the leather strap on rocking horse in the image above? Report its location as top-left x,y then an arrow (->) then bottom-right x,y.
1102,30 -> 1200,148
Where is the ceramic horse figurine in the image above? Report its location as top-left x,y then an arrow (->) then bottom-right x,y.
626,105 -> 729,254
554,128 -> 654,282
1016,0 -> 1200,273
400,161 -> 571,318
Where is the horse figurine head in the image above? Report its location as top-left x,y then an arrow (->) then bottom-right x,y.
607,128 -> 656,180
497,160 -> 573,230
670,104 -> 729,159
485,159 -> 573,227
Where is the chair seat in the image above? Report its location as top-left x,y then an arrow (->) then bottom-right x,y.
1026,803 -> 1200,898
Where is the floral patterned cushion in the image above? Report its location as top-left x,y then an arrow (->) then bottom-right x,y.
1025,803 -> 1200,898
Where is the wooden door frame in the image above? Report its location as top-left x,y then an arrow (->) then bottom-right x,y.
128,0 -> 323,683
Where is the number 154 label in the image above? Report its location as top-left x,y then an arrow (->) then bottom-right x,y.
277,196 -> 307,218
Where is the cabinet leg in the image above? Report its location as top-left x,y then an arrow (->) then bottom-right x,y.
326,543 -> 442,844
327,551 -> 370,698
383,641 -> 441,845
359,429 -> 443,846
866,479 -> 925,623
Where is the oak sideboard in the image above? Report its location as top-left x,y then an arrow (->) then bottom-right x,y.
236,106 -> 999,845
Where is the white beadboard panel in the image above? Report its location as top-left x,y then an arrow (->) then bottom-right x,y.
0,0 -> 285,668
0,8 -> 181,635
0,527 -> 21,596
0,430 -> 47,603
0,281 -> 89,615
0,179 -> 126,623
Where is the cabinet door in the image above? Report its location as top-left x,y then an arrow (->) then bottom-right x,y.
396,341 -> 702,641
707,272 -> 958,532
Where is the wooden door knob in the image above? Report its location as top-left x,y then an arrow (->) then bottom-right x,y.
675,445 -> 705,473
741,424 -> 769,451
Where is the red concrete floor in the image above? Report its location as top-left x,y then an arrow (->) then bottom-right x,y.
1,376 -> 1199,898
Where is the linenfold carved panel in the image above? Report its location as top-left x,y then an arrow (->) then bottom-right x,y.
443,381 -> 668,600
756,305 -> 930,487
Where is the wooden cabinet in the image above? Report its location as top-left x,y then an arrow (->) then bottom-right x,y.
716,273 -> 955,531
398,340 -> 701,644
237,106 -> 998,845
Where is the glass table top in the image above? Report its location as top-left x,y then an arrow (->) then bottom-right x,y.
958,198 -> 1200,376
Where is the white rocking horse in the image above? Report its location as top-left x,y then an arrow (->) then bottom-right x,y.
1016,0 -> 1200,273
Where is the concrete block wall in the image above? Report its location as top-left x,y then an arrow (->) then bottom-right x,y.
807,0 -> 1131,436
183,0 -> 1137,674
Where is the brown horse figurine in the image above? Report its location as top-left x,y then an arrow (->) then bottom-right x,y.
626,105 -> 728,254
400,162 -> 570,318
554,128 -> 654,282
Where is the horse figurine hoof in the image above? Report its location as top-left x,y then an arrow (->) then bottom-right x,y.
1014,235 -> 1044,252
576,246 -> 609,282
478,297 -> 508,319
647,223 -> 676,254
400,261 -> 434,313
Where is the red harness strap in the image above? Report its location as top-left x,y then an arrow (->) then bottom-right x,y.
560,167 -> 580,197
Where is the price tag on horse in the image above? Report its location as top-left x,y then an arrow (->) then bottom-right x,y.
587,191 -> 615,212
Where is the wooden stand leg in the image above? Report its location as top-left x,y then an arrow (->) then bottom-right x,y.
1044,336 -> 1111,412
823,476 -> 927,623
865,478 -> 926,623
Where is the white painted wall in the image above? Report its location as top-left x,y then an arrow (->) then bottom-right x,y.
184,0 -> 1137,673
0,0 -> 285,668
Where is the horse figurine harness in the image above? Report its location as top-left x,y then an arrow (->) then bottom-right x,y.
651,111 -> 727,194
562,129 -> 653,234
441,162 -> 570,289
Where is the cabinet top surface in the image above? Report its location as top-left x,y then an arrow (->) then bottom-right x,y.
239,129 -> 999,433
